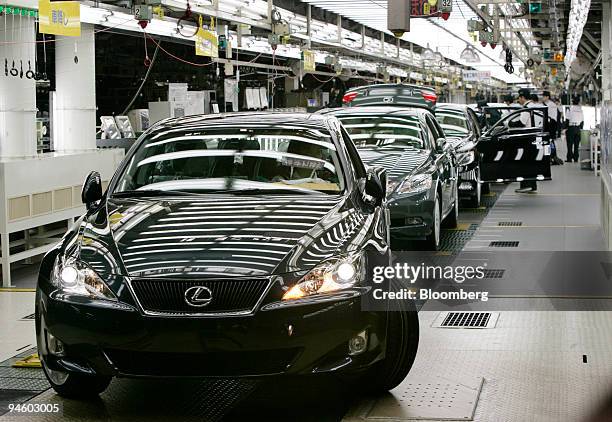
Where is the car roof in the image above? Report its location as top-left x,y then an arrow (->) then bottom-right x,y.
318,106 -> 429,117
436,103 -> 470,111
149,112 -> 335,132
347,83 -> 435,92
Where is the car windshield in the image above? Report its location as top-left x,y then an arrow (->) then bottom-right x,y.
435,110 -> 469,136
336,115 -> 425,149
113,125 -> 345,195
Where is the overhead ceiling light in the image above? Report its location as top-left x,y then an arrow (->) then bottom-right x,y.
422,43 -> 435,61
459,45 -> 481,63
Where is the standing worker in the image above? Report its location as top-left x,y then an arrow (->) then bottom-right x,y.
565,96 -> 584,163
542,91 -> 562,165
515,88 -> 538,193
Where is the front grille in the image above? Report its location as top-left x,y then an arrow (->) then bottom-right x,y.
105,348 -> 301,376
130,278 -> 270,315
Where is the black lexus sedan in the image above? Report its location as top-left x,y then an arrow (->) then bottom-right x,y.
434,103 -> 486,207
35,113 -> 419,398
318,107 -> 458,250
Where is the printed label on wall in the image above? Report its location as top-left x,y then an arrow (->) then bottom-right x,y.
195,29 -> 218,58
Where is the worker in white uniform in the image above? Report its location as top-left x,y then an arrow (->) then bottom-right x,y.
565,96 -> 584,163
542,91 -> 561,164
515,88 -> 538,193
528,94 -> 544,127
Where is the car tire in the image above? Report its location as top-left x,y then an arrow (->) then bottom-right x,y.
481,181 -> 490,195
36,305 -> 111,399
351,301 -> 419,394
468,176 -> 482,208
442,184 -> 459,229
41,360 -> 112,399
424,194 -> 441,250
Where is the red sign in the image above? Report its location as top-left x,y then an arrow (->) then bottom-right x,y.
411,0 -> 438,16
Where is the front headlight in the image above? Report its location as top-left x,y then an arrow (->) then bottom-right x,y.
395,174 -> 432,195
282,252 -> 365,300
456,151 -> 475,167
51,256 -> 117,301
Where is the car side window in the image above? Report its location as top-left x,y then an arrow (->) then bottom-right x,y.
340,126 -> 367,179
425,116 -> 442,149
467,109 -> 481,137
421,119 -> 435,150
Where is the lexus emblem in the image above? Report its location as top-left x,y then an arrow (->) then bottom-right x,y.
184,286 -> 213,307
382,96 -> 394,103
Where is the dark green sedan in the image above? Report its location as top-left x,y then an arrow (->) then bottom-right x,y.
319,106 -> 459,250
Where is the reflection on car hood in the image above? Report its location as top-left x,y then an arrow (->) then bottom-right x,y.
357,148 -> 430,181
75,194 -> 380,279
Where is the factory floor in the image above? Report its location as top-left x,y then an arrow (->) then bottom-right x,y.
1,146 -> 611,422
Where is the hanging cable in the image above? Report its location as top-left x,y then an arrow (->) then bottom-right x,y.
120,38 -> 160,115
504,48 -> 514,74
145,33 -> 214,67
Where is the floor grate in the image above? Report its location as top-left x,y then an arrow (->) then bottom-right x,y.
439,312 -> 497,328
489,241 -> 519,247
498,221 -> 523,227
482,269 -> 506,279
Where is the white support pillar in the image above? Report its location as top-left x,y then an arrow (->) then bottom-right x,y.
0,13 -> 37,158
53,24 -> 96,152
602,0 -> 612,101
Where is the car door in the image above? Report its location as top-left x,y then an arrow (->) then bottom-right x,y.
478,106 -> 551,183
425,115 -> 454,214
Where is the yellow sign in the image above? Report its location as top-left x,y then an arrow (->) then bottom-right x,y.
195,28 -> 218,58
302,50 -> 315,72
39,0 -> 80,37
423,3 -> 431,14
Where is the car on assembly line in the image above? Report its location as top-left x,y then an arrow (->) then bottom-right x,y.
434,103 -> 486,207
318,106 -> 459,250
342,83 -> 438,108
35,112 -> 420,399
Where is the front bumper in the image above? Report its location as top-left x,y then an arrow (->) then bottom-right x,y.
37,289 -> 387,379
387,191 -> 435,239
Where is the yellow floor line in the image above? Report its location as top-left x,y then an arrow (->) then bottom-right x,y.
12,354 -> 41,368
0,288 -> 36,292
506,193 -> 599,197
445,223 -> 472,231
484,225 -> 599,229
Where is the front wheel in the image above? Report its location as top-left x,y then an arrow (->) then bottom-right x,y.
424,194 -> 441,251
442,183 -> 459,229
467,174 -> 482,208
348,308 -> 419,394
41,360 -> 111,399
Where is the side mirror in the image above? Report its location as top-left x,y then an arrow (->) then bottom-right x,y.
457,140 -> 476,153
361,167 -> 385,207
488,125 -> 506,137
436,138 -> 452,152
81,171 -> 103,211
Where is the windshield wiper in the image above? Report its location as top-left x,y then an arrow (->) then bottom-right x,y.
210,188 -> 319,195
111,189 -> 203,198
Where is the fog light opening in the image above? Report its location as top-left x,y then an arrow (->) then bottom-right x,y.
46,331 -> 65,356
405,217 -> 423,226
348,330 -> 368,356
459,182 -> 474,191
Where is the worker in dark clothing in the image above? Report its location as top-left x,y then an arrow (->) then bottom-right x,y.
515,88 -> 538,193
565,96 -> 584,163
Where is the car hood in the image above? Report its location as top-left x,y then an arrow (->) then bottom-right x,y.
357,147 -> 431,181
74,194 -> 379,279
